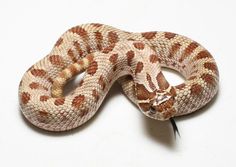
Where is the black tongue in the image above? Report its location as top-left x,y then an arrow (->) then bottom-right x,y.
170,117 -> 180,138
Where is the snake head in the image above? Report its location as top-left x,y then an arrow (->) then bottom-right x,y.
147,89 -> 176,120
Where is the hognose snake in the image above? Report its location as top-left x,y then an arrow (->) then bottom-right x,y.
18,23 -> 219,132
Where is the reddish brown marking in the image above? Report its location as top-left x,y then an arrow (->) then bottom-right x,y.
40,95 -> 50,102
201,73 -> 215,85
55,37 -> 63,47
156,97 -> 174,113
72,95 -> 85,108
139,103 -> 151,112
108,31 -> 119,44
79,80 -> 84,87
31,69 -> 46,77
175,83 -> 186,90
146,73 -> 156,90
149,54 -> 159,63
86,54 -> 94,62
79,109 -> 89,117
112,65 -> 117,72
49,55 -> 63,66
188,76 -> 197,80
87,61 -> 98,75
141,32 -> 156,40
109,53 -> 118,65
195,50 -> 212,60
190,84 -> 203,95
135,62 -> 144,74
54,98 -> 65,106
170,87 -> 177,96
92,89 -> 99,102
179,42 -> 199,62
164,32 -> 176,39
91,23 -> 103,27
29,82 -> 40,89
133,42 -> 145,50
126,50 -> 135,66
94,31 -> 103,50
98,75 -> 106,90
21,92 -> 30,104
73,41 -> 84,57
204,62 -> 218,75
68,64 -> 78,76
156,72 -> 170,89
47,77 -> 53,84
86,45 -> 92,53
136,84 -> 155,100
38,110 -> 48,117
70,26 -> 88,38
168,43 -> 181,58
102,43 -> 115,53
67,49 -> 77,63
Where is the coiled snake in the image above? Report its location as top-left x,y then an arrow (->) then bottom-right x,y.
19,23 -> 219,131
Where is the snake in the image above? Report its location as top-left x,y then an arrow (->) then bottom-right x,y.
18,23 -> 219,131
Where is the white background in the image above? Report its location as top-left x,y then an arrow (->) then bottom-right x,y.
0,0 -> 235,166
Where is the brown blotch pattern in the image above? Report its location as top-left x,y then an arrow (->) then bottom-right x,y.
204,62 -> 218,75
164,32 -> 176,40
195,50 -> 212,60
55,37 -> 63,47
175,83 -> 186,90
169,43 -> 181,58
108,31 -> 119,44
31,69 -> 46,77
98,75 -> 106,90
68,64 -> 78,76
73,41 -> 84,57
133,42 -> 145,50
190,84 -> 203,95
21,92 -> 31,104
102,43 -> 116,53
135,62 -> 144,74
79,109 -> 89,117
67,49 -> 77,63
49,55 -> 63,66
94,31 -> 103,50
149,54 -> 159,63
87,61 -> 98,75
142,32 -> 156,40
136,83 -> 155,100
179,42 -> 199,62
170,87 -> 177,96
29,82 -> 40,89
139,103 -> 151,112
54,98 -> 65,106
38,110 -> 48,117
92,89 -> 99,102
126,50 -> 135,66
146,73 -> 156,90
91,23 -> 103,27
72,95 -> 85,108
109,53 -> 118,65
201,73 -> 215,85
70,26 -> 88,38
40,95 -> 50,102
156,72 -> 170,89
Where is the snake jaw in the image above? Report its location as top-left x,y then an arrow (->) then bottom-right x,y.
147,91 -> 176,120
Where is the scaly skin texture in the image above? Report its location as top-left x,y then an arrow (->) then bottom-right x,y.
19,23 -> 219,131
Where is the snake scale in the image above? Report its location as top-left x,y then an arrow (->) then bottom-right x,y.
18,23 -> 219,131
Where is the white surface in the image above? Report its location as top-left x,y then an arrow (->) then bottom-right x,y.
0,0 -> 235,166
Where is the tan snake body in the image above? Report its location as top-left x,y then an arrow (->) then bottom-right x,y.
18,23 -> 219,131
